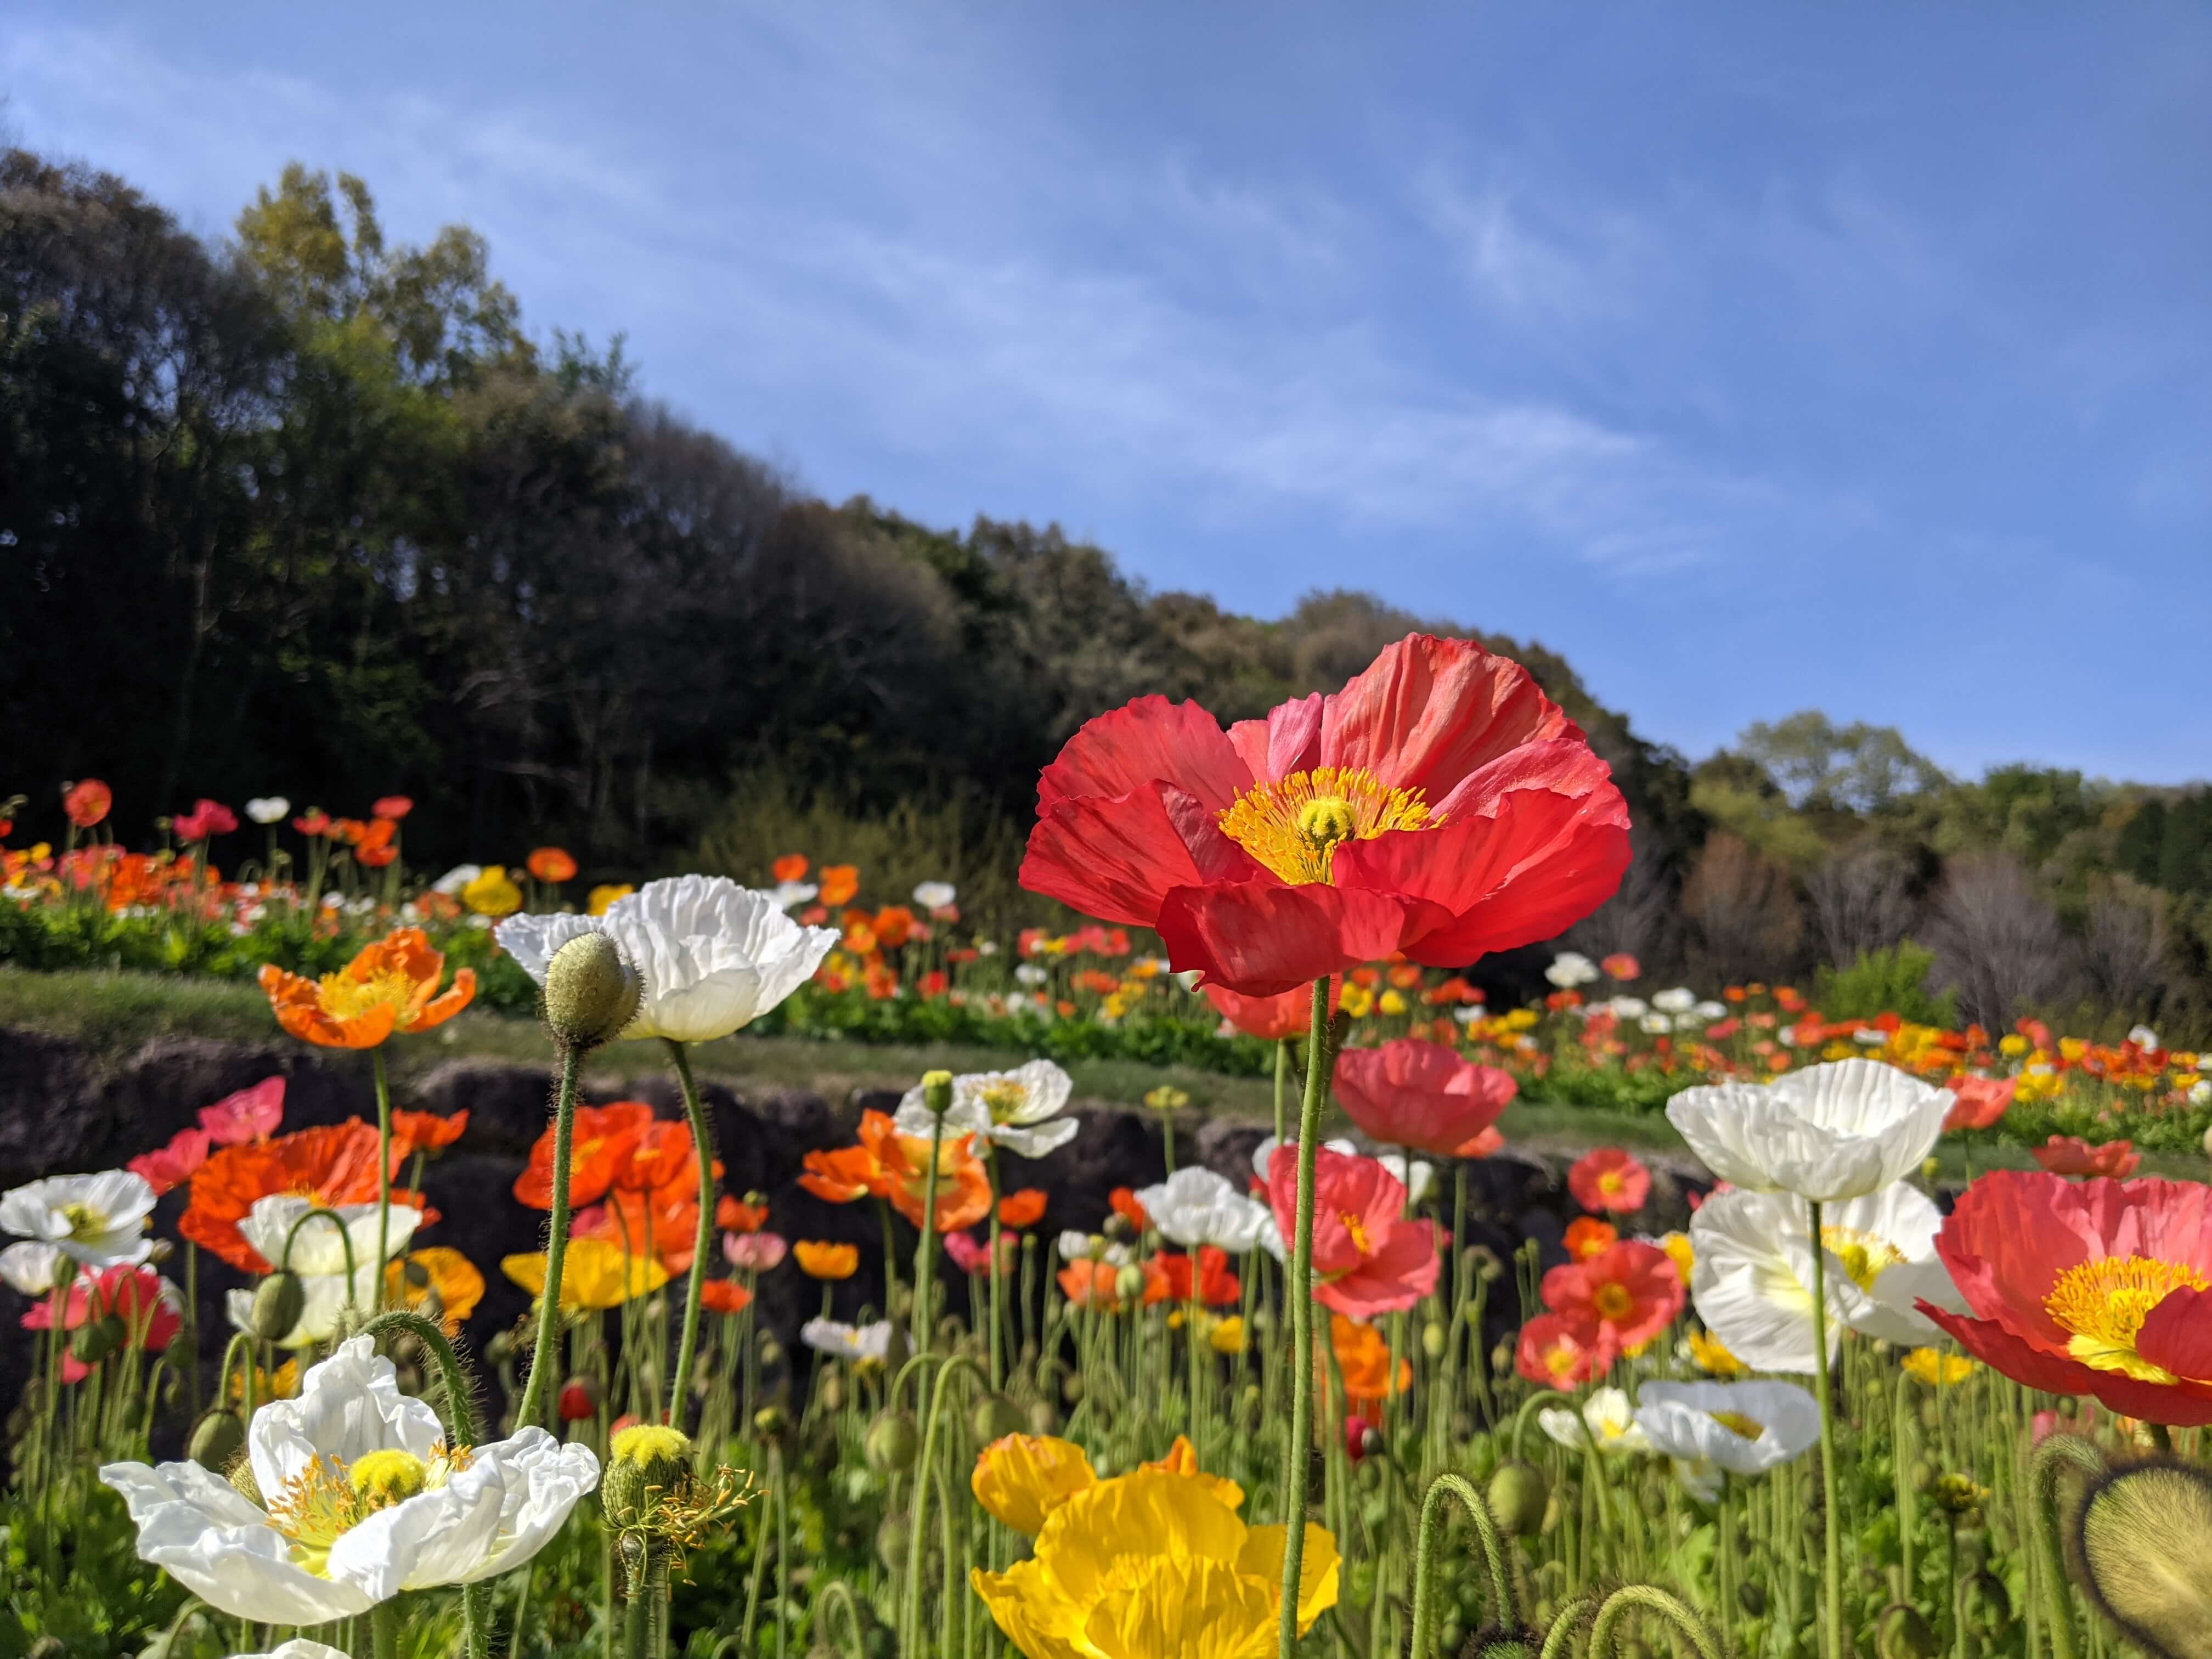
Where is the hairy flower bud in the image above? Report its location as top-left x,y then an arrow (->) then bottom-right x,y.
188,1408 -> 246,1471
1876,1604 -> 1940,1659
865,1411 -> 920,1474
603,1424 -> 694,1530
1487,1460 -> 1549,1537
919,1069 -> 954,1116
249,1271 -> 307,1345
543,932 -> 644,1051
70,1311 -> 126,1367
2074,1459 -> 2212,1658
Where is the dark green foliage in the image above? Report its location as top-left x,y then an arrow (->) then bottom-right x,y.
1814,945 -> 1957,1028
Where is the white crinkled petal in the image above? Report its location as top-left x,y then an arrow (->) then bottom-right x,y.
1538,1408 -> 1585,1449
991,1115 -> 1081,1159
235,1643 -> 354,1659
1689,1188 -> 1824,1373
449,1429 -> 602,1583
249,1337 -> 443,1497
492,911 -> 605,983
98,1459 -> 371,1624
894,1096 -> 991,1141
645,966 -> 762,1045
240,1199 -> 417,1277
0,1240 -> 64,1295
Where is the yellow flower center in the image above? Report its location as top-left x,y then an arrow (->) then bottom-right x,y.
1593,1282 -> 1634,1322
612,1424 -> 693,1468
1215,767 -> 1440,885
1598,1171 -> 1624,1195
60,1201 -> 105,1239
315,966 -> 416,1024
1544,1341 -> 1579,1378
2045,1256 -> 2210,1383
265,1444 -> 464,1576
1340,1212 -> 1372,1255
1710,1411 -> 1765,1441
1821,1226 -> 1906,1294
977,1081 -> 1028,1124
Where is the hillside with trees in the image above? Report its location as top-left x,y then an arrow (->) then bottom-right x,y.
4,150 -> 2208,1037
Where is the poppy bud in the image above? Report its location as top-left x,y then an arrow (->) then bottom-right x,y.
543,932 -> 644,1051
558,1375 -> 602,1421
2074,1459 -> 2212,1658
876,1512 -> 911,1572
865,1410 -> 921,1474
820,1371 -> 846,1413
1421,1321 -> 1447,1359
1487,1460 -> 1548,1537
1113,1264 -> 1144,1303
1875,1604 -> 1940,1659
249,1271 -> 306,1345
753,1405 -> 790,1440
919,1070 -> 954,1116
1027,1398 -> 1057,1436
486,1330 -> 516,1365
972,1394 -> 1025,1443
603,1423 -> 694,1530
1060,1372 -> 1085,1405
1342,1414 -> 1369,1462
188,1408 -> 246,1471
71,1311 -> 127,1367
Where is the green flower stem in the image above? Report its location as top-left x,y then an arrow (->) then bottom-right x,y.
1587,1585 -> 1725,1659
372,1048 -> 394,1308
359,1309 -> 479,1445
902,1352 -> 985,1659
1275,974 -> 1333,1659
1537,1594 -> 1602,1659
663,1038 -> 717,1429
985,1141 -> 1006,1390
915,1113 -> 946,1362
1806,1199 -> 1843,1659
371,1601 -> 401,1659
1407,1472 -> 1521,1657
517,1043 -> 585,1430
2030,1434 -> 2104,1659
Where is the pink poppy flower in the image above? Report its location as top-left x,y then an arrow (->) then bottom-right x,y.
129,1127 -> 212,1196
1332,1039 -> 1517,1158
1267,1144 -> 1438,1317
723,1231 -> 789,1272
1516,1311 -> 1618,1391
2032,1136 -> 2139,1178
1567,1148 -> 1651,1214
1540,1240 -> 1683,1351
1943,1075 -> 2016,1133
199,1077 -> 285,1146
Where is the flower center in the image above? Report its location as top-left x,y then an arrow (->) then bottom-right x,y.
1710,1410 -> 1765,1441
59,1201 -> 106,1240
977,1081 -> 1028,1124
316,966 -> 416,1024
1593,1282 -> 1635,1322
1544,1340 -> 1579,1378
1821,1226 -> 1906,1294
2045,1256 -> 2210,1383
266,1445 -> 462,1576
1215,767 -> 1441,885
1598,1171 -> 1624,1195
1339,1212 -> 1373,1255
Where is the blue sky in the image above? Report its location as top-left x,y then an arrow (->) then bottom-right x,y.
6,4 -> 2207,781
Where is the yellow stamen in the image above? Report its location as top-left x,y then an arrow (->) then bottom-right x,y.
977,1081 -> 1028,1124
1340,1212 -> 1372,1255
1821,1226 -> 1906,1294
348,1448 -> 429,1509
2045,1256 -> 2209,1383
315,966 -> 417,1023
1710,1411 -> 1765,1441
60,1201 -> 105,1239
1593,1282 -> 1634,1322
1216,766 -> 1441,885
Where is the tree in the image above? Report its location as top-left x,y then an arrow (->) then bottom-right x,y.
1734,710 -> 1948,814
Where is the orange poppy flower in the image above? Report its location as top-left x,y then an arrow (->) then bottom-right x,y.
181,1121 -> 432,1272
796,1240 -> 860,1280
718,1195 -> 769,1233
856,1110 -> 993,1233
354,817 -> 397,855
1110,1188 -> 1150,1230
819,864 -> 860,906
1329,1315 -> 1412,1423
772,853 -> 809,883
617,1120 -> 702,1195
527,847 -> 577,883
799,1138 -> 895,1205
257,929 -> 475,1049
513,1101 -> 654,1210
391,1109 -> 469,1155
1057,1259 -> 1126,1311
64,778 -> 112,828
383,1246 -> 485,1334
574,1187 -> 703,1274
872,905 -> 917,949
998,1189 -> 1048,1229
1564,1217 -> 1618,1261
701,1279 -> 753,1316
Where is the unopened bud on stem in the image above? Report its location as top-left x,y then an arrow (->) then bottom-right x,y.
543,932 -> 644,1051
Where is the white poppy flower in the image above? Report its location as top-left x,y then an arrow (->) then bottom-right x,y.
893,1059 -> 1078,1158
2,1171 -> 156,1267
1641,1014 -> 1673,1035
802,1318 -> 893,1362
912,881 -> 957,911
1545,953 -> 1599,988
1852,1027 -> 1888,1046
222,1199 -> 421,1350
2129,1024 -> 2160,1050
1014,963 -> 1050,987
496,874 -> 838,1045
1671,1457 -> 1723,1504
1689,1186 -> 1966,1373
235,1643 -> 351,1659
1634,1380 -> 1821,1477
1133,1168 -> 1273,1255
1693,1001 -> 1727,1022
100,1337 -> 597,1623
245,797 -> 292,826
0,1240 -> 66,1295
2190,1080 -> 2211,1107
770,880 -> 818,910
431,864 -> 482,896
1665,1058 -> 1953,1203
1056,1229 -> 1099,1262
1539,1386 -> 1649,1456
1609,996 -> 1650,1020
1652,988 -> 1696,1015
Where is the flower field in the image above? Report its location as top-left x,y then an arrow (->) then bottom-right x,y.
5,634 -> 2212,1658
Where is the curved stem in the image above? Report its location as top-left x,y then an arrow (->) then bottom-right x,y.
359,1309 -> 481,1448
903,1351 -> 986,1658
1407,1471 -> 1522,1657
2030,1434 -> 2105,1659
1508,1390 -> 1555,1463
664,1039 -> 716,1429
1586,1585 -> 1725,1659
372,1048 -> 393,1311
1537,1594 -> 1601,1659
1275,975 -> 1332,1659
804,1578 -> 868,1659
1807,1198 -> 1842,1659
277,1206 -> 359,1299
517,1043 -> 585,1430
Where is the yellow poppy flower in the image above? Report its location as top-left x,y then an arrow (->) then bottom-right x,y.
502,1235 -> 669,1309
971,1465 -> 1337,1659
587,883 -> 634,916
973,1435 -> 1100,1535
462,865 -> 523,917
1657,1231 -> 1695,1282
385,1246 -> 486,1334
1901,1347 -> 1977,1387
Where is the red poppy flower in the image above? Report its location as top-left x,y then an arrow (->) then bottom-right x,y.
391,1109 -> 467,1156
199,1077 -> 285,1146
63,778 -> 114,828
1567,1148 -> 1651,1214
2033,1136 -> 2140,1178
1201,981 -> 1341,1041
718,1195 -> 770,1233
1600,953 -> 1640,981
558,1376 -> 602,1421
514,1101 -> 655,1209
356,843 -> 398,869
172,799 -> 239,840
371,795 -> 414,821
129,1126 -> 212,1196
999,1189 -> 1049,1229
526,847 -> 577,884
1109,1187 -> 1150,1231
1019,634 -> 1631,997
1332,1038 -> 1516,1157
1516,1311 -> 1618,1391
1564,1217 -> 1618,1261
772,853 -> 809,883
182,1121 -> 432,1272
700,1279 -> 753,1316
1919,1172 -> 2212,1424
1540,1241 -> 1682,1351
292,810 -> 332,836
1942,1075 -> 2016,1133
1143,1245 -> 1242,1307
1267,1145 -> 1438,1317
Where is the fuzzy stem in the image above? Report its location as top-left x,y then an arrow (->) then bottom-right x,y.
518,1043 -> 585,1430
2030,1434 -> 2104,1659
663,1039 -> 716,1429
1407,1471 -> 1522,1657
1275,975 -> 1333,1659
1807,1199 -> 1843,1659
1586,1585 -> 1725,1659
